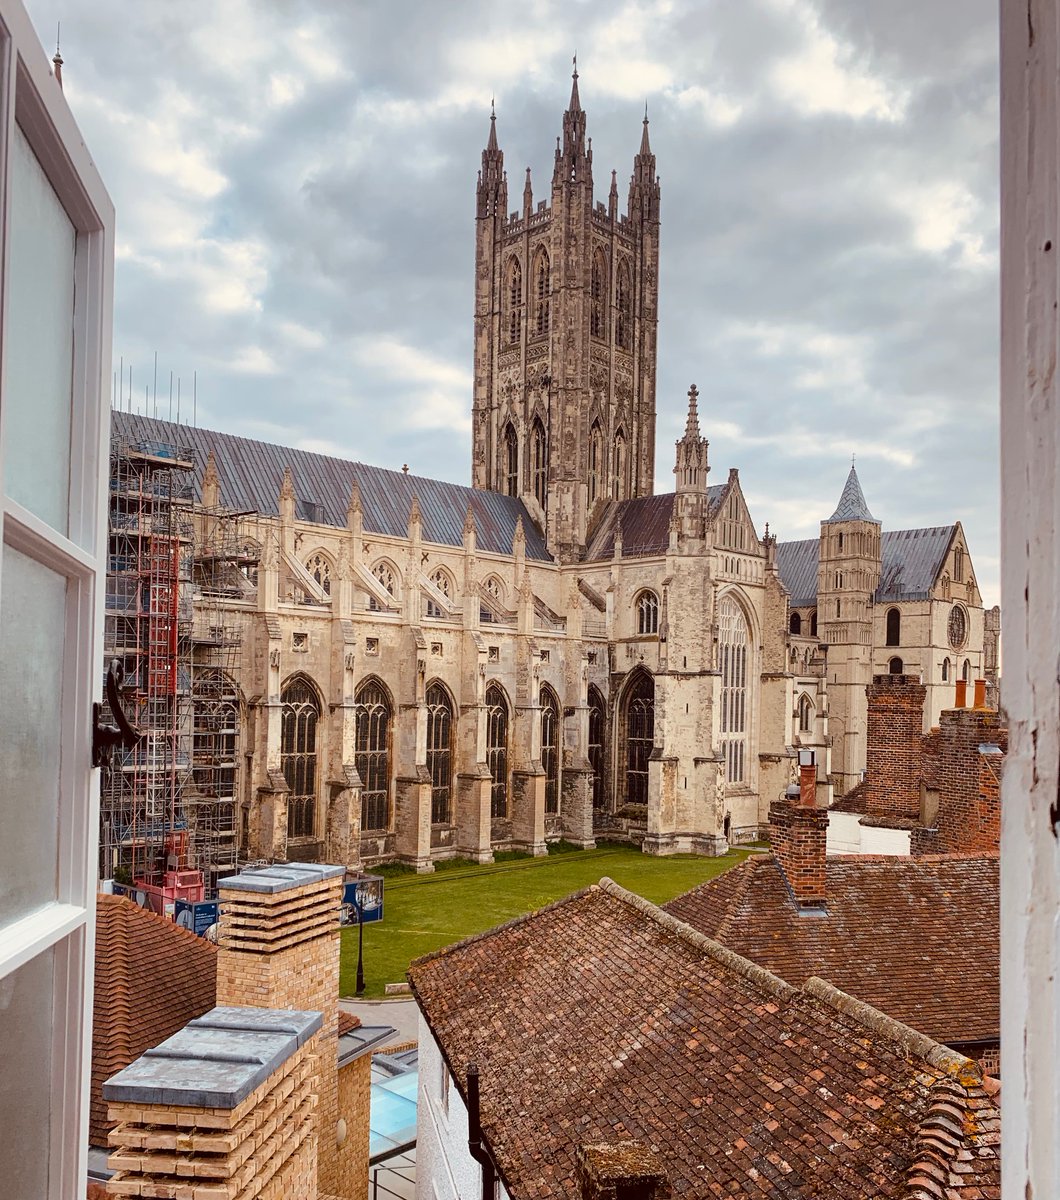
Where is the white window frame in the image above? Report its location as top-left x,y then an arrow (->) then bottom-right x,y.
0,3 -> 114,1196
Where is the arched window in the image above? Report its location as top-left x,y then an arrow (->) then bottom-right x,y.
590,248 -> 607,339
797,694 -> 814,733
540,686 -> 560,815
718,596 -> 750,785
426,568 -> 452,619
281,678 -> 319,840
503,423 -> 519,497
953,545 -> 964,583
789,611 -> 802,635
533,248 -> 550,337
355,679 -> 392,831
962,658 -> 971,683
506,256 -> 522,345
612,429 -> 626,500
306,553 -> 332,597
485,684 -> 510,819
588,685 -> 606,812
889,657 -> 904,675
942,657 -> 950,682
426,683 -> 453,825
885,607 -> 901,646
615,260 -> 632,351
192,670 -> 240,854
588,420 -> 602,506
810,610 -> 818,637
368,560 -> 397,612
624,671 -> 655,805
531,418 -> 547,508
636,590 -> 659,635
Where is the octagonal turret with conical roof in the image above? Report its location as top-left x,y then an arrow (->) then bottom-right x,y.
825,464 -> 880,524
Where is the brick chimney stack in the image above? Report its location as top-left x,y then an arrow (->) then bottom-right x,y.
578,1142 -> 671,1200
850,673 -> 927,821
769,765 -> 828,909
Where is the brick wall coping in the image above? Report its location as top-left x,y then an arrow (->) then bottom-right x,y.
218,861 -> 345,894
101,1005 -> 322,1109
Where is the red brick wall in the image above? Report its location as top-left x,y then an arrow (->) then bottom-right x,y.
769,797 -> 829,907
852,674 -> 926,821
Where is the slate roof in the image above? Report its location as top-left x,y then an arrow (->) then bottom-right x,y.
825,464 -> 879,523
90,894 -> 217,1147
583,486 -> 727,560
409,878 -> 999,1200
776,525 -> 957,606
110,411 -> 551,561
663,853 -> 999,1047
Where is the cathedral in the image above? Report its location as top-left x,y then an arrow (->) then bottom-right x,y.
103,72 -> 990,878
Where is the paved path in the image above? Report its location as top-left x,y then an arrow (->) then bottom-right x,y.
339,996 -> 420,1045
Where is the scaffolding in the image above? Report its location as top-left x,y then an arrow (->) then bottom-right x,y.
101,437 -> 196,901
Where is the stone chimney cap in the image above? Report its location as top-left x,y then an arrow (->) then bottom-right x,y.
102,1005 -> 323,1109
218,861 -> 345,894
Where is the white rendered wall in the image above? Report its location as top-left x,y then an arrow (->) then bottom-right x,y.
826,811 -> 910,857
859,824 -> 911,857
999,2 -> 1060,1195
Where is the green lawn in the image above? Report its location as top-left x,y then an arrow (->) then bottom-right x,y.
339,842 -> 756,998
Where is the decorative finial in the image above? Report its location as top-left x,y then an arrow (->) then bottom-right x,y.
402,463 -> 409,474
573,51 -> 578,78
52,22 -> 63,89
852,452 -> 856,466
491,95 -> 495,119
644,100 -> 649,122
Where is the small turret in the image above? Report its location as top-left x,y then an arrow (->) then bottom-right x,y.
674,384 -> 709,494
629,104 -> 660,223
477,101 -> 507,219
523,167 -> 533,217
554,56 -> 591,188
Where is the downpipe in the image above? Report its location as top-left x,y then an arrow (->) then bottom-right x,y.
466,1063 -> 496,1199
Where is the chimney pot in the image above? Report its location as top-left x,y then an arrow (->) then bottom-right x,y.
955,679 -> 967,708
973,678 -> 988,709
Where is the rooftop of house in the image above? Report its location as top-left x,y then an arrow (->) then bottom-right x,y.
91,893 -> 218,1147
664,852 -> 999,1048
111,410 -> 552,561
776,524 -> 957,606
408,878 -> 999,1200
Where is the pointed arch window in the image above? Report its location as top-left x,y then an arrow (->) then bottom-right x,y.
636,590 -> 659,635
531,418 -> 547,508
962,658 -> 972,683
426,568 -> 452,620
590,248 -> 607,339
368,560 -> 397,612
588,420 -> 602,506
503,423 -> 519,497
810,610 -> 818,637
540,686 -> 560,814
533,248 -> 551,337
612,430 -> 627,501
506,256 -> 523,345
356,679 -> 392,831
789,611 -> 802,635
193,670 -> 240,854
306,553 -> 332,597
486,684 -> 510,819
281,678 -> 319,840
588,685 -> 607,812
624,671 -> 655,806
953,545 -> 965,583
426,683 -> 454,825
942,657 -> 951,682
885,607 -> 901,646
615,260 -> 632,351
797,694 -> 814,733
718,596 -> 750,784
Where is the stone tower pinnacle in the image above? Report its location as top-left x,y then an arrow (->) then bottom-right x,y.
471,71 -> 661,563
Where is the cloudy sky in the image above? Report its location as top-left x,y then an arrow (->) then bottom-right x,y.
25,0 -> 999,601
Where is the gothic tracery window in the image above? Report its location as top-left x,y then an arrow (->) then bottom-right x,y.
486,684 -> 510,819
503,423 -> 519,497
588,685 -> 606,811
426,568 -> 452,619
612,429 -> 626,500
718,596 -> 750,785
624,671 -> 655,806
636,590 -> 659,635
355,679 -> 392,831
590,248 -> 607,339
798,694 -> 813,733
531,418 -> 547,508
281,678 -> 319,840
615,260 -> 632,351
306,553 -> 332,597
541,685 -> 560,815
426,683 -> 454,824
368,560 -> 397,612
588,420 -> 602,505
533,248 -> 551,337
507,256 -> 523,345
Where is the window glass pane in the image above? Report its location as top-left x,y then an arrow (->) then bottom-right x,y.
5,125 -> 76,534
0,945 -> 55,1194
0,545 -> 67,925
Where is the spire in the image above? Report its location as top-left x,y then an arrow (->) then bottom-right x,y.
640,103 -> 651,156
674,384 -> 709,495
683,382 -> 701,440
825,464 -> 880,524
487,97 -> 498,151
629,98 -> 659,223
523,166 -> 533,216
478,100 -> 506,219
569,53 -> 581,112
557,56 -> 589,182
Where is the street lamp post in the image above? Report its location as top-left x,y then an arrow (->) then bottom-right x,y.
354,889 -> 366,996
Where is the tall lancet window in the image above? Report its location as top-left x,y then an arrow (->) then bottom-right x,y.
506,256 -> 522,345
533,248 -> 550,337
718,595 -> 751,785
612,429 -> 627,501
590,248 -> 607,339
588,421 -> 602,506
616,260 -> 632,351
531,419 -> 547,508
503,423 -> 519,497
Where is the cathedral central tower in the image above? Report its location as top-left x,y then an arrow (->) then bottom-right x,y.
471,67 -> 661,562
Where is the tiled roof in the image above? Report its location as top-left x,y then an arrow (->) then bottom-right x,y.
91,894 -> 217,1147
664,853 -> 999,1046
825,465 -> 879,523
409,879 -> 999,1200
776,526 -> 957,606
584,486 -> 726,560
111,412 -> 551,561
337,1010 -> 362,1037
